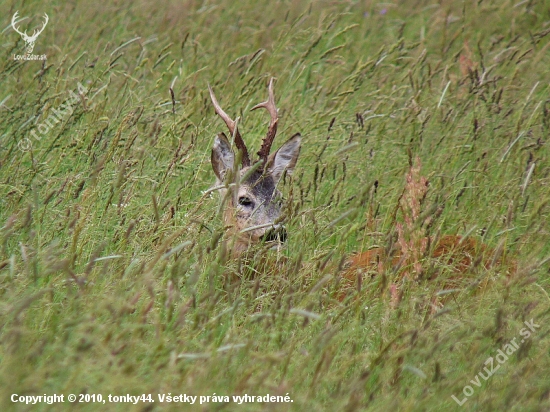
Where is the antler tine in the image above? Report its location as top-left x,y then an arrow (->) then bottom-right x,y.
251,78 -> 278,163
208,84 -> 250,166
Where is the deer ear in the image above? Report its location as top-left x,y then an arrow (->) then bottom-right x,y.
211,133 -> 235,181
268,133 -> 301,183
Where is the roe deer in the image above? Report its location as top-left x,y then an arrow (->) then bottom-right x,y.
208,79 -> 514,298
209,78 -> 301,257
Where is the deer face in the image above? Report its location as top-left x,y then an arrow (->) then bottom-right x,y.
209,79 -> 301,256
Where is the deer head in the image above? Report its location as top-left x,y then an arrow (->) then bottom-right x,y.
209,78 -> 301,257
11,11 -> 49,55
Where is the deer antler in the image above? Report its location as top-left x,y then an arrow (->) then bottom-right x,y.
11,11 -> 27,38
208,84 -> 251,166
251,78 -> 279,163
11,12 -> 48,41
29,13 -> 49,41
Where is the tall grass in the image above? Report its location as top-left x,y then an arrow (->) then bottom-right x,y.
1,0 -> 549,410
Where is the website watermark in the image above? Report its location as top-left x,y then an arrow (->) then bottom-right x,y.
11,11 -> 48,60
10,392 -> 294,405
18,82 -> 90,152
13,53 -> 47,61
451,318 -> 540,406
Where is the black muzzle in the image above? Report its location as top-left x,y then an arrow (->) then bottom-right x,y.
261,226 -> 288,243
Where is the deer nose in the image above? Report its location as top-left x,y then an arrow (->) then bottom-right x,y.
262,226 -> 287,243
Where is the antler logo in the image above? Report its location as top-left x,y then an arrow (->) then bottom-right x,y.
11,11 -> 49,55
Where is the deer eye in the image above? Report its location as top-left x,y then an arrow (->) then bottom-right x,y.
238,197 -> 254,207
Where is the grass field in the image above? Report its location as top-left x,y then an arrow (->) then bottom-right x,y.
1,0 -> 550,410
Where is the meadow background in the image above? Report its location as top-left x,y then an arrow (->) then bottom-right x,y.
1,0 -> 550,410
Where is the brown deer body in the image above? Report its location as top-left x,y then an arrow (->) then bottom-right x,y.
208,79 -> 513,298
